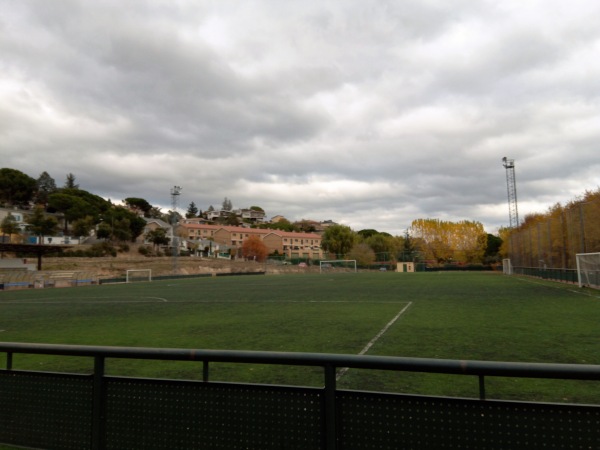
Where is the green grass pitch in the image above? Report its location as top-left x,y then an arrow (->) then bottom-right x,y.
1,272 -> 600,403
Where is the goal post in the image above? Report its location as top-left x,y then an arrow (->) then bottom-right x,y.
319,260 -> 357,273
576,253 -> 600,288
502,259 -> 512,275
126,269 -> 152,283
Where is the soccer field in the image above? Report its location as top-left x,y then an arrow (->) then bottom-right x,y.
1,272 -> 599,402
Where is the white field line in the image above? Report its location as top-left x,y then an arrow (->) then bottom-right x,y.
336,301 -> 413,381
0,299 -> 408,305
516,277 -> 600,299
0,297 -> 168,304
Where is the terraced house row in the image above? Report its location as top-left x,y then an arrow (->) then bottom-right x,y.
177,223 -> 324,260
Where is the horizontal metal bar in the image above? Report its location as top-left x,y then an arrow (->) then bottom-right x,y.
2,341 -> 600,381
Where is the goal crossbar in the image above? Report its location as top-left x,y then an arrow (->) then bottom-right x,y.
319,260 -> 357,273
126,269 -> 152,283
576,253 -> 600,289
502,259 -> 512,275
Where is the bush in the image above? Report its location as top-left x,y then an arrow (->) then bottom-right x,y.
58,242 -> 117,257
89,242 -> 117,257
138,245 -> 151,256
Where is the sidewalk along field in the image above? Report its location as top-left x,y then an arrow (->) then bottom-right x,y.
1,272 -> 599,403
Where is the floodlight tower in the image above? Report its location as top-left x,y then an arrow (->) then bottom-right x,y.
502,157 -> 519,228
170,186 -> 182,273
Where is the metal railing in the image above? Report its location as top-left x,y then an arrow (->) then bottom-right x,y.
2,342 -> 600,449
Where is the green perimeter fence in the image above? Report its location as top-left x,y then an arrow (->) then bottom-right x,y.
2,343 -> 600,449
513,266 -> 580,284
512,266 -> 600,287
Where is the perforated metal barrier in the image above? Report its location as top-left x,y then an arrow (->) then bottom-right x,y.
104,378 -> 323,449
2,343 -> 600,449
337,390 -> 600,449
0,371 -> 92,450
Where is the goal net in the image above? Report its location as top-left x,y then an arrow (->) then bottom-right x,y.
126,269 -> 152,283
319,260 -> 357,273
502,259 -> 512,275
576,253 -> 600,289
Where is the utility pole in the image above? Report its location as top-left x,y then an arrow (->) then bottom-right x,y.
170,186 -> 182,274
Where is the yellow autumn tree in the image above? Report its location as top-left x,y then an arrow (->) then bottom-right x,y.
500,187 -> 600,269
410,219 -> 487,264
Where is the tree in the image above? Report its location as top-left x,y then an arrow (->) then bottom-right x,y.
112,218 -> 132,242
220,213 -> 240,226
26,206 -> 59,241
410,218 -> 486,264
71,216 -> 96,237
48,188 -> 111,233
399,230 -> 418,262
48,193 -> 97,233
411,219 -> 450,263
147,206 -> 165,220
0,168 -> 37,206
1,213 -> 20,243
165,210 -> 183,225
35,171 -> 57,206
186,201 -> 199,218
124,197 -> 153,217
321,224 -> 356,258
484,234 -> 503,263
258,219 -> 296,232
347,243 -> 376,266
453,220 -> 487,264
111,206 -> 147,242
365,233 -> 396,260
357,229 -> 379,240
146,228 -> 170,252
249,206 -> 264,212
64,173 -> 79,189
241,235 -> 268,262
222,197 -> 233,211
96,222 -> 112,240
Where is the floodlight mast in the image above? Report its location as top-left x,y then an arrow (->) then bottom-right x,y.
171,186 -> 182,273
502,157 -> 519,228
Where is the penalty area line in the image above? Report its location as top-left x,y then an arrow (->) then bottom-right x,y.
0,297 -> 169,304
336,301 -> 412,381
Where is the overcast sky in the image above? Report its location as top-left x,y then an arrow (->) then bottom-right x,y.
2,1 -> 599,235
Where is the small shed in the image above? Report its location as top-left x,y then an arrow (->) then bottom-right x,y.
397,262 -> 415,273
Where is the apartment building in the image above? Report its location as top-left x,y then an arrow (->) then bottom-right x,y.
178,223 -> 323,259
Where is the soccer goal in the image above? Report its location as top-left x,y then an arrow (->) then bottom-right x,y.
502,259 -> 513,275
576,253 -> 600,289
319,260 -> 357,273
126,269 -> 152,283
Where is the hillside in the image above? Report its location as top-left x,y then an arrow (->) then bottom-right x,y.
40,248 -> 313,279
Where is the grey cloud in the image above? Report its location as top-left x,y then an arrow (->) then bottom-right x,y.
2,1 -> 600,235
